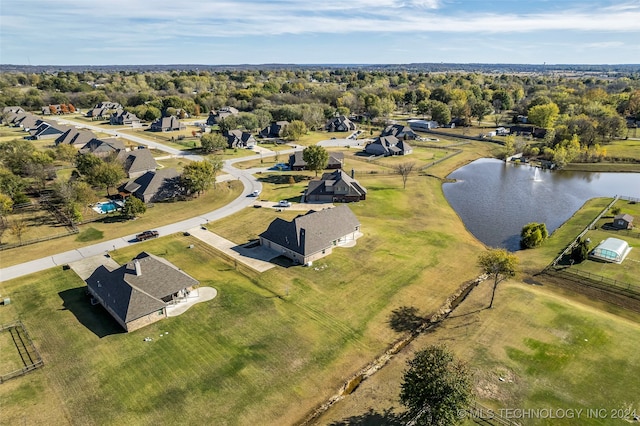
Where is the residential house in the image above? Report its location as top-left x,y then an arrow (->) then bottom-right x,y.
110,110 -> 141,126
259,121 -> 289,138
29,121 -> 71,140
381,124 -> 419,140
288,151 -> 344,171
326,115 -> 356,132
224,129 -> 256,149
206,106 -> 239,126
259,205 -> 361,264
305,169 -> 367,203
613,214 -> 634,230
85,252 -> 199,332
150,115 -> 185,132
117,148 -> 158,178
79,138 -> 126,158
119,168 -> 181,203
364,135 -> 413,156
2,106 -> 24,115
86,102 -> 123,119
12,113 -> 42,130
407,119 -> 439,131
55,128 -> 97,149
41,104 -> 62,115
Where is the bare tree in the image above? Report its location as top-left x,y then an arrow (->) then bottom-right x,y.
395,162 -> 415,189
10,216 -> 28,244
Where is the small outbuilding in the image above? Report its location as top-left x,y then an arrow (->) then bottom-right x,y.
613,214 -> 634,230
590,237 -> 632,264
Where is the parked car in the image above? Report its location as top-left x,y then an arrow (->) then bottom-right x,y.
251,189 -> 261,197
136,230 -> 159,241
277,200 -> 292,207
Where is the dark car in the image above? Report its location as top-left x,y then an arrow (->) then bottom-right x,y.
136,230 -> 159,241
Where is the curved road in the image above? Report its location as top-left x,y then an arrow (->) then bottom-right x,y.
0,122 -> 295,282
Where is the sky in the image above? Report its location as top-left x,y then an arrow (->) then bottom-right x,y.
1,0 -> 640,65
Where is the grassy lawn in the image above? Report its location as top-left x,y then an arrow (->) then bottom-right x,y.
319,280 -> 640,425
603,138 -> 640,159
0,180 -> 242,267
295,130 -> 352,146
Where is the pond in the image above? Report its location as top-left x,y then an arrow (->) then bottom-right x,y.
442,158 -> 640,251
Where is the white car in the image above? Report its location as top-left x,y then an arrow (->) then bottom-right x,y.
251,190 -> 261,197
277,200 -> 292,207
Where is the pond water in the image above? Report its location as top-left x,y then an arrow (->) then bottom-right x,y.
442,158 -> 640,251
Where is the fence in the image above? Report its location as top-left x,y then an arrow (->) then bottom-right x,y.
0,321 -> 44,384
0,228 -> 79,251
547,268 -> 640,301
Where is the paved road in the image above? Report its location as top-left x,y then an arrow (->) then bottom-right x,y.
0,145 -> 296,282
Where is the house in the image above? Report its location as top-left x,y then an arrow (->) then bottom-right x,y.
79,138 -> 126,158
288,151 -> 344,171
305,169 -> 367,203
364,136 -> 413,156
117,148 -> 158,178
206,106 -> 239,126
41,104 -> 62,115
259,205 -> 361,264
613,214 -> 634,230
29,121 -> 70,140
119,168 -> 181,203
85,252 -> 199,332
381,124 -> 419,140
55,128 -> 97,149
12,113 -> 42,130
590,238 -> 632,264
224,129 -> 256,149
407,119 -> 439,131
326,115 -> 356,132
2,106 -> 24,115
259,121 -> 289,138
150,115 -> 185,132
86,102 -> 123,119
110,110 -> 141,126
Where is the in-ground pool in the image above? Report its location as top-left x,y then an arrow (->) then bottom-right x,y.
93,200 -> 124,214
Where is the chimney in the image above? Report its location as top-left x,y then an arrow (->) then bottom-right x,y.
134,259 -> 142,276
351,168 -> 355,179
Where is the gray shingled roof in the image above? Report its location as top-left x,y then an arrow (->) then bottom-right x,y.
55,128 -> 96,147
79,137 -> 125,155
86,252 -> 199,324
260,205 -> 360,256
121,168 -> 180,200
117,149 -> 158,175
306,169 -> 367,199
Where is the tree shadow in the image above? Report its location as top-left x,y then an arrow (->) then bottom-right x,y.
388,306 -> 425,333
328,408 -> 404,426
58,287 -> 125,338
257,174 -> 312,184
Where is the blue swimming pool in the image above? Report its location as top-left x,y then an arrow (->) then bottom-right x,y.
94,201 -> 123,214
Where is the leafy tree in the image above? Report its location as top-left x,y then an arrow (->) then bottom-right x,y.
283,120 -> 307,141
0,139 -> 36,175
520,222 -> 548,249
477,248 -> 518,308
400,345 -> 472,426
200,132 -> 227,153
76,153 -> 103,177
0,168 -> 26,202
90,162 -> 125,195
416,100 -> 431,116
471,100 -> 492,126
122,196 -> 146,219
395,162 -> 415,189
0,193 -> 13,225
302,145 -> 328,177
430,101 -> 451,125
528,102 -> 560,128
55,144 -> 77,162
217,116 -> 237,133
181,160 -> 215,196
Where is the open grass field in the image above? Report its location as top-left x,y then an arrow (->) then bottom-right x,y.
295,130 -> 353,146
0,329 -> 25,374
0,180 -> 242,267
318,280 -> 640,425
602,138 -> 640,159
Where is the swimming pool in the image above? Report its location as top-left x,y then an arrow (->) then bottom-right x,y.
93,201 -> 124,214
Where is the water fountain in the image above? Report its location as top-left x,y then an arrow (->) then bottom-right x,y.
533,167 -> 542,182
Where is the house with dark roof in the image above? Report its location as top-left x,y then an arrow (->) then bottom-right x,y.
117,148 -> 158,178
224,129 -> 256,149
12,113 -> 42,130
79,138 -> 126,158
381,124 -> 419,140
326,115 -> 357,132
305,169 -> 367,203
206,106 -> 240,126
55,128 -> 97,149
288,151 -> 344,171
613,214 -> 634,230
150,115 -> 185,132
259,121 -> 289,138
120,168 -> 181,203
2,106 -> 24,115
110,110 -> 141,126
86,102 -> 123,119
364,135 -> 412,156
259,205 -> 361,264
85,252 -> 199,332
29,121 -> 70,140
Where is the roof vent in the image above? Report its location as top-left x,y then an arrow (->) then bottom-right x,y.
134,259 -> 142,276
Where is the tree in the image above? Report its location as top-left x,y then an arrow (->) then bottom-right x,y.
528,102 -> 560,129
520,222 -> 548,249
216,116 -> 237,133
395,162 -> 415,189
283,120 -> 307,141
302,145 -> 328,177
55,144 -> 77,163
0,193 -> 13,225
477,248 -> 518,309
471,100 -> 492,126
400,345 -> 472,426
181,160 -> 215,196
90,162 -> 125,195
571,238 -> 590,263
430,101 -> 451,125
0,139 -> 36,175
200,132 -> 227,153
122,196 -> 146,219
209,156 -> 223,188
0,168 -> 27,203
75,153 -> 103,177
10,216 -> 28,244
